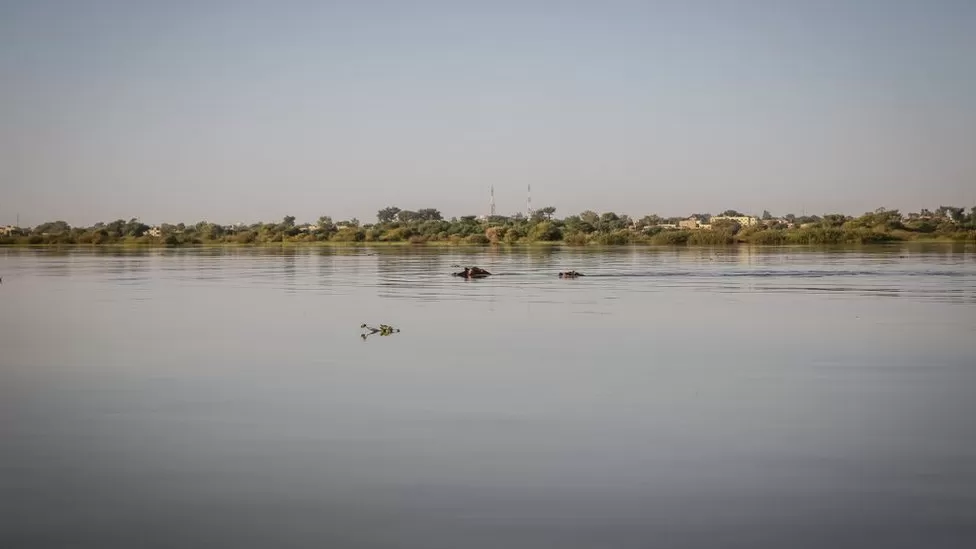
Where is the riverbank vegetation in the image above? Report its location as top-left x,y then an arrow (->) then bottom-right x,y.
3,206 -> 974,247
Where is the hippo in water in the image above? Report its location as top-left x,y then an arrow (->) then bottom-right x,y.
453,266 -> 491,278
558,270 -> 584,278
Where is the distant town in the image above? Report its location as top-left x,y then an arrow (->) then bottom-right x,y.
2,205 -> 974,247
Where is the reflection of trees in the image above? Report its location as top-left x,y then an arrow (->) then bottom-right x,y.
375,248 -> 442,279
36,254 -> 72,277
90,248 -> 150,258
314,248 -> 337,283
280,247 -> 297,291
732,245 -> 759,266
98,252 -> 152,284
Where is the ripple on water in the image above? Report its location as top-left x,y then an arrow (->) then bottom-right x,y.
2,246 -> 974,304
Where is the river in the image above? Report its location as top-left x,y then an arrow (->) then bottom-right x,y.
2,244 -> 975,548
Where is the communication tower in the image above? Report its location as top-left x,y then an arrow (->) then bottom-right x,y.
526,184 -> 533,217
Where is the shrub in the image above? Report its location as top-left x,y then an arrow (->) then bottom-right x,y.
592,230 -> 631,245
786,228 -> 844,245
485,226 -> 506,244
563,232 -> 590,246
234,231 -> 257,244
688,230 -> 734,245
650,231 -> 690,245
503,228 -> 525,244
745,230 -> 787,245
527,221 -> 563,242
332,228 -> 366,242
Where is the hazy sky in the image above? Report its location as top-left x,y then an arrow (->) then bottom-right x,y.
1,0 -> 974,226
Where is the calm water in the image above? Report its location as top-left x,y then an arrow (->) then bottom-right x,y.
2,244 -> 975,549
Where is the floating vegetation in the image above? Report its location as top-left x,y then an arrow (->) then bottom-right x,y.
361,323 -> 401,339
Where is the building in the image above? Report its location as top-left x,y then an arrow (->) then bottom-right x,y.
1,225 -> 21,236
710,215 -> 759,227
762,218 -> 795,229
146,226 -> 162,238
679,217 -> 711,230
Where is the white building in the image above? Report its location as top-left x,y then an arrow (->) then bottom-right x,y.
710,215 -> 759,227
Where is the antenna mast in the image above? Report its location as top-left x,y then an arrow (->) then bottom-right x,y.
526,184 -> 533,217
489,186 -> 496,217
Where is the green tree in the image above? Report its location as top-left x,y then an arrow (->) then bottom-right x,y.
822,214 -> 848,227
417,208 -> 442,221
397,210 -> 420,222
762,210 -> 773,220
195,221 -> 222,240
332,227 -> 365,242
596,212 -> 629,232
528,221 -> 562,241
937,206 -> 966,222
580,210 -> 599,225
504,225 -> 526,243
848,209 -> 901,230
377,207 -> 401,223
104,219 -> 125,237
562,215 -> 584,232
711,219 -> 741,234
123,218 -> 150,237
640,215 -> 663,227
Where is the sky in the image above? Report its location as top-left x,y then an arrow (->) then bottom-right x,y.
1,0 -> 974,226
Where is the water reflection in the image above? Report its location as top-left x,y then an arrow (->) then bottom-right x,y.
0,244 -> 974,305
281,248 -> 297,292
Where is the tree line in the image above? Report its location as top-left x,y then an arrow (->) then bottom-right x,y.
2,205 -> 974,246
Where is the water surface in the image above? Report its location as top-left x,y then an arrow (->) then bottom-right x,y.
2,244 -> 975,548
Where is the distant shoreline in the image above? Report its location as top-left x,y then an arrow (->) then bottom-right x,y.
2,236 -> 973,250
4,207 -> 974,247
